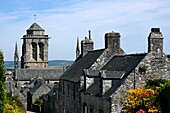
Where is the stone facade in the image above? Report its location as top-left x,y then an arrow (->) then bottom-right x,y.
27,78 -> 52,111
81,92 -> 111,113
57,28 -> 170,113
21,23 -> 49,69
58,80 -> 80,113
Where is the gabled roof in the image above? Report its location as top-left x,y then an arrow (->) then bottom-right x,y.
27,23 -> 44,31
29,79 -> 44,94
85,53 -> 147,99
101,53 -> 147,99
15,68 -> 63,81
28,79 -> 54,94
60,49 -> 105,82
101,53 -> 147,74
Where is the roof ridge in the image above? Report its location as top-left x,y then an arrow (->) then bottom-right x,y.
114,53 -> 147,57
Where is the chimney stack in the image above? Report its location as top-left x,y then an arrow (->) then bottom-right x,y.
148,28 -> 163,57
81,31 -> 94,56
105,31 -> 121,55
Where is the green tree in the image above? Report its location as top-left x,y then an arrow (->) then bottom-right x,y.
0,50 -> 6,112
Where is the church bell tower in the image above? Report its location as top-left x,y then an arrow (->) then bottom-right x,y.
21,23 -> 50,68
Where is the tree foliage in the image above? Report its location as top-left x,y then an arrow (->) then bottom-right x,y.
0,50 -> 24,113
33,94 -> 46,106
122,88 -> 159,113
4,96 -> 24,113
0,50 -> 6,112
122,79 -> 170,113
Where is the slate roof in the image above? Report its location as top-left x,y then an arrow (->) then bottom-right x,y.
101,53 -> 147,73
27,23 -> 44,31
85,53 -> 147,99
15,68 -> 63,81
46,83 -> 59,97
102,53 -> 147,99
29,79 -> 43,94
60,49 -> 105,82
29,78 -> 54,94
86,83 -> 100,96
85,70 -> 126,79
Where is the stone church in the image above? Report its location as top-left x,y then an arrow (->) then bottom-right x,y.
54,28 -> 170,113
14,22 -> 63,82
13,22 -> 64,111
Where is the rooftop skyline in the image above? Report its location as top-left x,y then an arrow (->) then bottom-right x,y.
1,0 -> 170,61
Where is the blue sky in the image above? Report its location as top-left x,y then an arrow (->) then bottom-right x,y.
1,0 -> 170,61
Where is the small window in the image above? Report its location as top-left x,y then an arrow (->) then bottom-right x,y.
63,108 -> 65,113
89,107 -> 93,113
67,84 -> 69,97
63,81 -> 65,95
83,103 -> 88,113
73,84 -> 76,99
99,109 -> 103,113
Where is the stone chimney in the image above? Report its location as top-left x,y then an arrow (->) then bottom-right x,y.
81,31 -> 94,56
148,28 -> 163,57
105,31 -> 121,55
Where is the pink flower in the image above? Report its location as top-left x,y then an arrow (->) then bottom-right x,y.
137,109 -> 146,113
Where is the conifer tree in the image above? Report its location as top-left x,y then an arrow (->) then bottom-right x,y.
0,50 -> 6,112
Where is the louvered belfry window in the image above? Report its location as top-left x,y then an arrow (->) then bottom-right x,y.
39,42 -> 44,60
32,42 -> 37,60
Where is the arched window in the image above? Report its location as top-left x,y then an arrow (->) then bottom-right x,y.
39,42 -> 44,60
32,42 -> 37,60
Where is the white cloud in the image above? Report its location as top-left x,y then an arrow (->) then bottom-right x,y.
1,0 -> 170,60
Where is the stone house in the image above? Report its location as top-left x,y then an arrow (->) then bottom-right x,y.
57,28 -> 170,113
42,83 -> 59,113
27,78 -> 54,111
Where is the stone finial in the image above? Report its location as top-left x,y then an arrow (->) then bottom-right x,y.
88,30 -> 91,40
14,42 -> 19,69
76,37 -> 80,58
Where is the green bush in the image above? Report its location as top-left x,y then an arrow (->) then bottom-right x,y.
146,79 -> 170,112
4,96 -> 24,113
33,94 -> 46,106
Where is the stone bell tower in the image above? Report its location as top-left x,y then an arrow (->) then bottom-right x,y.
21,23 -> 49,69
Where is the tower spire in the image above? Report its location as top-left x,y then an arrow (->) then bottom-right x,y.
76,37 -> 80,58
14,42 -> 19,69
